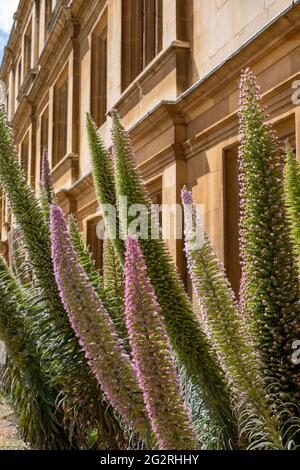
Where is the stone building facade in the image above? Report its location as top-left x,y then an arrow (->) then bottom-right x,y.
1,0 -> 300,294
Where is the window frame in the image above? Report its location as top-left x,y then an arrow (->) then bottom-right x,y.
52,67 -> 69,168
90,14 -> 108,129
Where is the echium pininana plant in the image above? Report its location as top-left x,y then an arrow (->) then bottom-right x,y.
8,225 -> 32,286
50,204 -> 151,445
284,145 -> 300,269
86,114 -> 124,260
0,105 -> 126,450
69,215 -> 128,347
0,257 -> 71,449
103,238 -> 127,344
0,105 -> 63,321
124,235 -> 198,450
182,188 -> 285,449
0,256 -> 36,366
40,147 -> 55,218
239,69 -> 300,399
109,109 -> 238,447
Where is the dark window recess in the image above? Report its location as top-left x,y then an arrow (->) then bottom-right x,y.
21,134 -> 30,180
52,71 -> 68,167
40,107 -> 49,157
87,217 -> 103,272
24,22 -> 32,76
91,26 -> 107,128
17,59 -> 22,91
149,188 -> 163,229
122,0 -> 163,90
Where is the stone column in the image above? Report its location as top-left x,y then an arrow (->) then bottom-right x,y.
161,112 -> 187,282
162,157 -> 187,283
162,0 -> 177,47
107,0 -> 122,108
32,0 -> 40,68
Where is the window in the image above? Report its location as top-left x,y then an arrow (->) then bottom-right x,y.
148,178 -> 163,230
91,23 -> 107,128
40,107 -> 49,156
24,21 -> 32,77
52,69 -> 68,167
21,133 -> 30,180
17,58 -> 22,91
45,0 -> 52,42
87,217 -> 103,271
122,0 -> 163,90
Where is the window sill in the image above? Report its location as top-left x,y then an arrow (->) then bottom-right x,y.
17,68 -> 38,101
52,152 -> 79,186
115,40 -> 190,115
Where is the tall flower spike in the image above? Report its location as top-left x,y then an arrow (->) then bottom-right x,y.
0,257 -> 71,450
0,104 -> 124,449
182,187 -> 283,449
125,236 -> 198,450
40,147 -> 55,218
110,109 -> 238,447
69,215 -> 128,347
50,204 -> 150,443
86,113 -> 124,260
284,145 -> 300,270
239,69 -> 300,399
103,237 -> 127,344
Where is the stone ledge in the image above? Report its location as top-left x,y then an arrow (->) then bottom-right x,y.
17,68 -> 38,102
114,40 -> 190,118
52,152 -> 79,185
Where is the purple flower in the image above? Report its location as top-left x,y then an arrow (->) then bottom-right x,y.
124,235 -> 198,450
40,148 -> 55,208
50,204 -> 148,440
239,68 -> 300,398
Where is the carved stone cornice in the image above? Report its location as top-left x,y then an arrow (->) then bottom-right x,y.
52,153 -> 79,186
10,5 -> 80,128
38,6 -> 73,68
0,0 -> 31,82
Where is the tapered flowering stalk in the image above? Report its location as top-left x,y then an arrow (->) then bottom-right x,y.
0,257 -> 71,449
182,188 -> 284,449
110,109 -> 238,447
239,69 -> 300,398
50,204 -> 150,443
284,146 -> 300,269
0,105 -> 127,449
124,236 -> 198,449
40,147 -> 55,217
69,215 -> 128,346
86,113 -> 124,260
0,105 -> 62,319
103,238 -> 127,343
